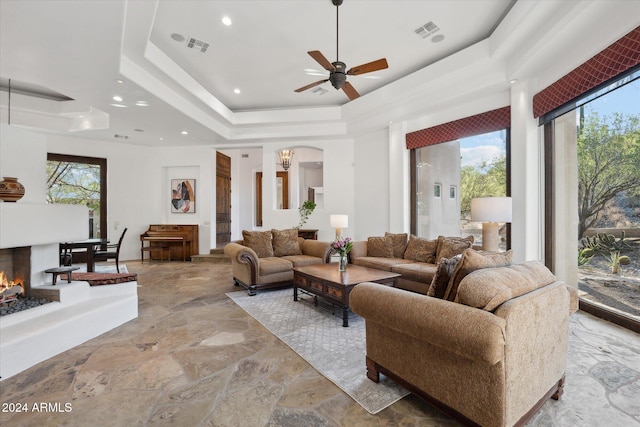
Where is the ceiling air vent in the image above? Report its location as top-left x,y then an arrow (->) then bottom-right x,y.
114,134 -> 129,140
312,87 -> 328,95
414,21 -> 439,39
186,37 -> 210,53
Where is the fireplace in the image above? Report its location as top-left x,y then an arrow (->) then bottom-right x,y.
0,246 -> 30,296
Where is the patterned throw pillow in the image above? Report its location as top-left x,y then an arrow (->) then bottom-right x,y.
385,232 -> 408,258
427,254 -> 462,298
403,235 -> 438,263
242,230 -> 274,258
271,229 -> 302,257
367,236 -> 394,258
443,249 -> 513,302
435,235 -> 474,263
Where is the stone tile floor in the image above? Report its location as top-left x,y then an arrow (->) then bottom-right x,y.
0,261 -> 638,426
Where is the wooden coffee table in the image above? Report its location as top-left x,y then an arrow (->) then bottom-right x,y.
293,263 -> 400,327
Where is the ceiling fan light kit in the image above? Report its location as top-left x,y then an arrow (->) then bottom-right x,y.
295,0 -> 388,101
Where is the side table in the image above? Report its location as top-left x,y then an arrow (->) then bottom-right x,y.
44,266 -> 80,285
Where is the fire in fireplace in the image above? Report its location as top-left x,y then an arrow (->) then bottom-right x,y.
0,270 -> 24,304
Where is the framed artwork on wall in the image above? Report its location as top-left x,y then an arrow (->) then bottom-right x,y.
171,179 -> 196,213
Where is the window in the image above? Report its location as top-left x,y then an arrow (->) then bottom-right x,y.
411,129 -> 510,247
47,154 -> 107,238
544,74 -> 640,331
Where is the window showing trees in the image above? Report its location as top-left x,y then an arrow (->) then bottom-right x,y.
412,129 -> 509,245
46,154 -> 106,238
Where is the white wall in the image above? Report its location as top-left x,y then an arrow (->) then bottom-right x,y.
354,129 -> 390,240
45,134 -> 215,261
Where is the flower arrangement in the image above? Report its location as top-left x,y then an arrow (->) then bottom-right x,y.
331,237 -> 353,256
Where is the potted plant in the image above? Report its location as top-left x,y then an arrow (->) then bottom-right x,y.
295,200 -> 316,229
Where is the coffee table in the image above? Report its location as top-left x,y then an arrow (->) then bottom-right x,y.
293,263 -> 400,327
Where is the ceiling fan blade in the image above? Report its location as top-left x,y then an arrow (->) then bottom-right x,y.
294,79 -> 329,93
342,82 -> 360,100
308,51 -> 335,71
347,58 -> 389,75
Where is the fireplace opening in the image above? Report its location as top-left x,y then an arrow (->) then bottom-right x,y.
0,247 -> 53,316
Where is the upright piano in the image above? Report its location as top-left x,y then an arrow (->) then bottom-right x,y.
140,224 -> 199,261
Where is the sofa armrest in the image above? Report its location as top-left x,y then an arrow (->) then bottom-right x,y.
301,240 -> 332,263
350,240 -> 367,260
350,283 -> 506,365
224,242 -> 259,284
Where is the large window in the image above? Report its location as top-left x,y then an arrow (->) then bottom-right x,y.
545,75 -> 640,331
411,129 -> 510,248
47,153 -> 107,238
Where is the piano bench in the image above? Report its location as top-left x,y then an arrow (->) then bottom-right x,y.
141,246 -> 171,263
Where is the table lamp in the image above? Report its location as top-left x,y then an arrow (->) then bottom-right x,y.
330,214 -> 348,239
470,197 -> 512,252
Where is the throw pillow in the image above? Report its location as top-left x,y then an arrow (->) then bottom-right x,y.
242,230 -> 274,258
427,254 -> 462,299
271,229 -> 302,257
443,249 -> 513,302
385,232 -> 408,258
367,236 -> 394,258
403,235 -> 438,263
436,235 -> 474,263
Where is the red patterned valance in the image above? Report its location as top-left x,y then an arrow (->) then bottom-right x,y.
406,106 -> 510,150
533,26 -> 640,118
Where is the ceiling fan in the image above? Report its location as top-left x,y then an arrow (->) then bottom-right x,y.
294,0 -> 388,101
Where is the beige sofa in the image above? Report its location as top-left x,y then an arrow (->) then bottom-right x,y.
350,233 -> 475,294
351,257 -> 579,427
224,229 -> 331,296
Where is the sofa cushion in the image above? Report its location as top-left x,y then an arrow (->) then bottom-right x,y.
427,254 -> 462,299
367,236 -> 394,258
353,256 -> 413,271
436,235 -> 474,263
457,261 -> 557,311
282,254 -> 324,268
385,232 -> 408,258
403,235 -> 438,263
271,229 -> 302,257
242,230 -> 274,258
258,257 -> 293,275
444,249 -> 513,302
391,262 -> 437,284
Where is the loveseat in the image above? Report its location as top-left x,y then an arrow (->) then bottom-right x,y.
224,229 -> 332,296
350,252 -> 579,427
350,232 -> 475,294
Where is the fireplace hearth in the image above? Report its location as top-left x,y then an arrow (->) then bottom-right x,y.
1,295 -> 52,316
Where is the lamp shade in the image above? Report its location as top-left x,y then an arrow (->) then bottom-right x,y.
330,214 -> 348,228
470,197 -> 512,223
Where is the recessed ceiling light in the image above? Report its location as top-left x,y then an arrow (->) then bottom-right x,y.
234,88 -> 241,94
135,101 -> 149,107
171,33 -> 185,42
181,130 -> 188,135
221,16 -> 232,26
509,79 -> 518,84
432,34 -> 445,43
112,95 -> 123,102
110,103 -> 127,108
115,79 -> 124,84
159,137 -> 164,141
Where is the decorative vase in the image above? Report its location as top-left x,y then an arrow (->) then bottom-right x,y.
0,177 -> 25,202
338,254 -> 348,272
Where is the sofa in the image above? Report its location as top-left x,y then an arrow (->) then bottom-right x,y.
350,232 -> 475,294
224,229 -> 332,296
350,252 -> 579,427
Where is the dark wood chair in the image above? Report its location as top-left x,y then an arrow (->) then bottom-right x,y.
93,228 -> 127,272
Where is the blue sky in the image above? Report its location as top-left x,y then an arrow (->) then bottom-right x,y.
460,78 -> 639,169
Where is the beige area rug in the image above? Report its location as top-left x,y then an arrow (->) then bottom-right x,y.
227,288 -> 409,414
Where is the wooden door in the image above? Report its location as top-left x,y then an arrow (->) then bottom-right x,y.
255,171 -> 288,226
216,152 -> 232,246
